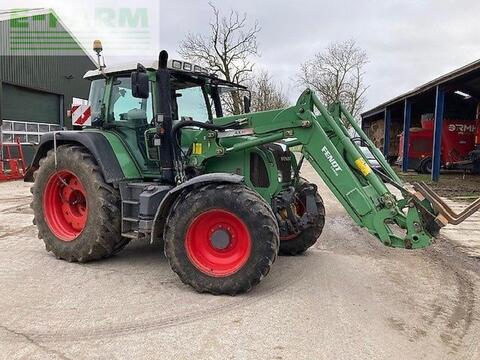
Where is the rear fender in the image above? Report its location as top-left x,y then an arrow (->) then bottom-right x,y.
150,173 -> 244,242
24,131 -> 133,184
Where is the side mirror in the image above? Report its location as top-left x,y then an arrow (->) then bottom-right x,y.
131,64 -> 149,99
243,95 -> 251,113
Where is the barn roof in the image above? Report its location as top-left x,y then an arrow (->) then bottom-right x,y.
362,58 -> 480,119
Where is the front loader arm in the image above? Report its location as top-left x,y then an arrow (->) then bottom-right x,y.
295,92 -> 431,248
188,89 -> 478,249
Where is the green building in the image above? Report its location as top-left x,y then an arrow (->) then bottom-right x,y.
0,8 -> 95,164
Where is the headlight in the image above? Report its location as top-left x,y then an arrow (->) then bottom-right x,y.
172,60 -> 182,69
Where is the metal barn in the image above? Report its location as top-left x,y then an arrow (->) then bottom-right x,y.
361,60 -> 480,181
0,8 -> 95,165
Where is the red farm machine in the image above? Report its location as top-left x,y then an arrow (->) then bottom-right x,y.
398,117 -> 480,173
0,137 -> 27,181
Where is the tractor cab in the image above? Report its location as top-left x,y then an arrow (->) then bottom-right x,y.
83,60 -> 248,125
82,56 -> 249,176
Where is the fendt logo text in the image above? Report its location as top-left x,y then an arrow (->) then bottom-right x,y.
321,146 -> 342,176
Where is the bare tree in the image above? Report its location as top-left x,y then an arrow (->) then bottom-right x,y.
248,70 -> 289,112
297,39 -> 368,125
178,3 -> 260,114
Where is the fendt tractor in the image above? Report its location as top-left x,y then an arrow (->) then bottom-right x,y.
26,43 -> 480,294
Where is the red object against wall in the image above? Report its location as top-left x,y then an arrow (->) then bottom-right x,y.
0,138 -> 27,182
398,119 -> 477,166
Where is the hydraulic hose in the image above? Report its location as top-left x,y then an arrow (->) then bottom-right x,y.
171,119 -> 241,138
172,120 -> 241,152
171,119 -> 243,168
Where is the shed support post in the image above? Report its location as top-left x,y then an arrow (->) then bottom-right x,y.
402,99 -> 412,172
432,85 -> 445,182
383,107 -> 391,156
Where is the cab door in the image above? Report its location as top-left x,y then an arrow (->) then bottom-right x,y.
106,75 -> 155,171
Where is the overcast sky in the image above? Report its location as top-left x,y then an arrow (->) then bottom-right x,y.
3,0 -> 480,111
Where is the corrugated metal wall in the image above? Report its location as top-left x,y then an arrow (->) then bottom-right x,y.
0,11 -> 95,128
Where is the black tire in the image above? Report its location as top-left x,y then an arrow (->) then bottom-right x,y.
164,183 -> 279,295
420,158 -> 433,174
279,179 -> 325,256
31,145 -> 129,262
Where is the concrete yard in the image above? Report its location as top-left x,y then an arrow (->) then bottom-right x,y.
1,163 -> 480,359
441,199 -> 480,258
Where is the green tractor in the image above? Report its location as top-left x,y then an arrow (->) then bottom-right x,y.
27,48 -> 480,295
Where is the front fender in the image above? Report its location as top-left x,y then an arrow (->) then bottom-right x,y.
150,173 -> 244,242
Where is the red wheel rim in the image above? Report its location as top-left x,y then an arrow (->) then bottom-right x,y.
43,170 -> 88,241
280,198 -> 305,241
185,209 -> 252,277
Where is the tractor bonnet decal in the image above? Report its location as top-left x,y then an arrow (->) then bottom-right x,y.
72,105 -> 92,126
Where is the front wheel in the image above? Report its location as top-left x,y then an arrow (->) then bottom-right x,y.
278,179 -> 325,255
164,184 -> 279,295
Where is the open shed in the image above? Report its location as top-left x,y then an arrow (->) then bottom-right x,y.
361,60 -> 480,181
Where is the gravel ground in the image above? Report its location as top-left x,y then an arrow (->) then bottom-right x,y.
1,163 -> 479,360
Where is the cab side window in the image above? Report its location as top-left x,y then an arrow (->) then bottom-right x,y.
109,77 -> 153,123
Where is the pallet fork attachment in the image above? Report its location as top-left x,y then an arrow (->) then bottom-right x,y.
413,182 -> 480,226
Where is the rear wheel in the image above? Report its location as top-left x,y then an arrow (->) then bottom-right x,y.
279,179 -> 325,255
31,145 -> 129,262
164,183 -> 279,295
